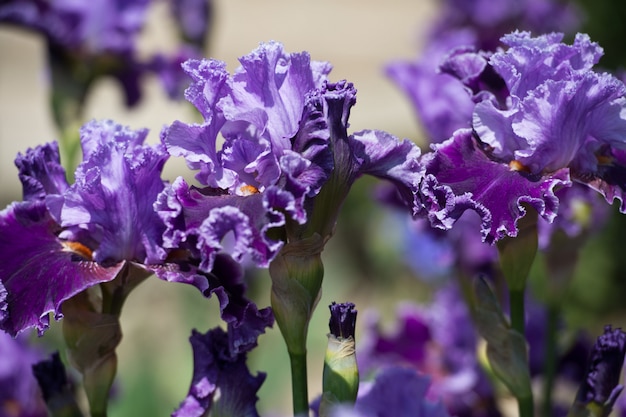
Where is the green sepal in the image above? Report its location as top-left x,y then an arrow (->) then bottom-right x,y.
269,235 -> 325,355
319,334 -> 359,416
471,277 -> 533,401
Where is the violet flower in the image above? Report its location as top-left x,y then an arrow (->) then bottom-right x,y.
0,332 -> 47,417
386,0 -> 580,145
0,119 -> 271,346
157,41 -> 424,274
172,325 -> 268,417
570,325 -> 626,416
421,32 -> 626,243
327,367 -> 451,417
433,0 -> 580,51
357,285 -> 500,417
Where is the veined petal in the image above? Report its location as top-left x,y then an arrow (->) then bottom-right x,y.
221,41 -> 331,152
350,129 -> 424,215
0,201 -> 122,336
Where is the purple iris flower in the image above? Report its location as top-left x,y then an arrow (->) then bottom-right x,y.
420,32 -> 626,243
357,284 -> 500,417
434,0 -> 580,51
572,325 -> 626,415
386,30 -> 477,144
0,120 -> 166,336
327,367 -> 451,417
386,0 -> 579,145
169,0 -> 212,50
0,120 -> 272,348
172,324 -> 269,417
0,0 -> 205,108
537,183 -> 611,249
0,332 -> 47,417
158,41 -> 424,272
0,0 -> 151,106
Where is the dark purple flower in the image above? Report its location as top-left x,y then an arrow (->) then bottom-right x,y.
172,325 -> 269,417
572,325 -> 626,415
329,302 -> 357,340
420,32 -> 626,243
328,367 -> 451,417
1,120 -> 193,337
0,332 -> 47,417
537,183 -> 612,249
0,0 -> 148,55
159,41 -> 425,271
358,285 -> 500,417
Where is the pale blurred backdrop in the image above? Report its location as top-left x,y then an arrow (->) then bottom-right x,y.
0,1 -> 437,415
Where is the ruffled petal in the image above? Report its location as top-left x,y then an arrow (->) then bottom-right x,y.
172,326 -> 267,417
14,142 -> 69,201
47,120 -> 168,265
155,177 -> 290,270
221,41 -> 331,152
422,129 -> 571,243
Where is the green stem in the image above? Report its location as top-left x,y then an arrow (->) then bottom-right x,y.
509,287 -> 526,337
289,350 -> 309,416
541,306 -> 559,417
509,286 -> 534,417
519,394 -> 535,417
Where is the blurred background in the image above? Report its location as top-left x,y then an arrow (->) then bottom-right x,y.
3,0 -> 626,416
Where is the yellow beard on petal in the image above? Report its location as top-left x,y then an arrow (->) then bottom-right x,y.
239,184 -> 260,196
61,241 -> 94,260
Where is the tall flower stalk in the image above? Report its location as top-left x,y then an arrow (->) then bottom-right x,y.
158,41 -> 424,415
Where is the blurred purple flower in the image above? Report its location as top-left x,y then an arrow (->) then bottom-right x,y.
537,183 -> 612,249
387,30 -> 477,144
0,0 -> 206,110
434,0 -> 580,51
420,32 -> 626,243
358,284 -> 500,417
0,332 -> 47,417
169,0 -> 212,50
571,325 -> 626,415
158,41 -> 424,272
327,367 -> 451,417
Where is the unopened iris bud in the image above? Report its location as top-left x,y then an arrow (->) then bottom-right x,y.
568,325 -> 626,417
320,302 -> 359,416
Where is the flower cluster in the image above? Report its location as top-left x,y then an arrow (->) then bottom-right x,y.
1,5 -> 626,415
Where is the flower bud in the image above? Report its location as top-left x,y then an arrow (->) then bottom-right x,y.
319,302 -> 359,416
